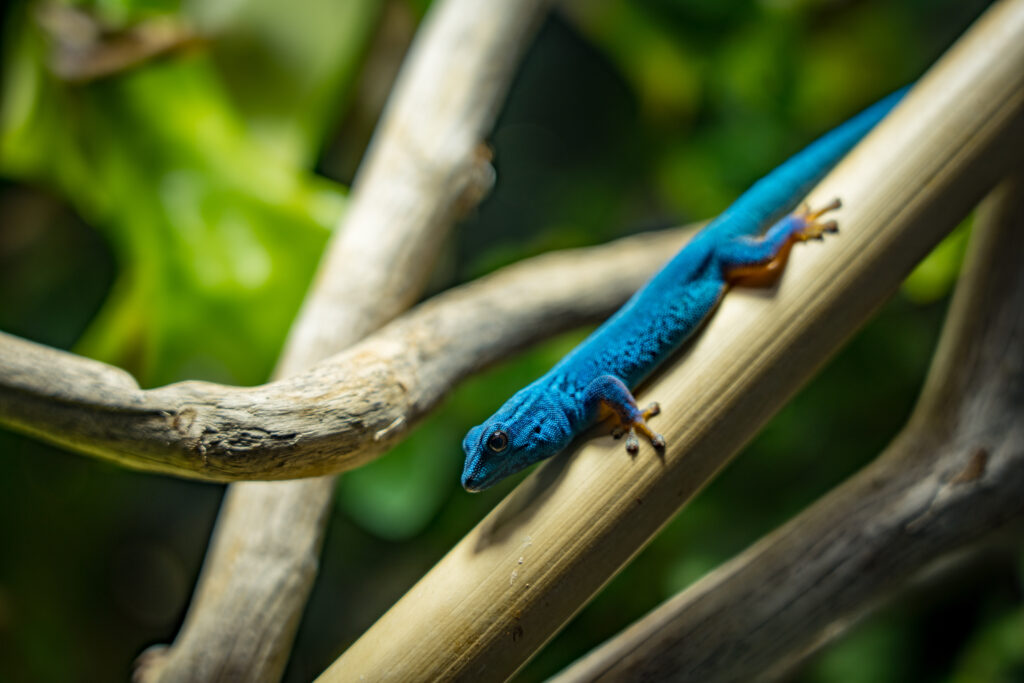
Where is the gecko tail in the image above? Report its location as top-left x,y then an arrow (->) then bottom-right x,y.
714,84 -> 912,237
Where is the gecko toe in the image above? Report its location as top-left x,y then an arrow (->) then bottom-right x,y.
625,430 -> 640,454
651,433 -> 666,449
795,199 -> 843,241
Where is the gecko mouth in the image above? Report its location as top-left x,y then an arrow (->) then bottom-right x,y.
461,456 -> 485,492
461,472 -> 485,493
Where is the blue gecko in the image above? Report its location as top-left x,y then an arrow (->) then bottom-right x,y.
462,88 -> 907,492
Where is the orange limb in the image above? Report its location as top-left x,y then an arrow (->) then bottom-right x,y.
607,401 -> 665,453
726,198 -> 841,288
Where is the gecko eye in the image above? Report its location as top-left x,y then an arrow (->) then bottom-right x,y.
486,430 -> 509,453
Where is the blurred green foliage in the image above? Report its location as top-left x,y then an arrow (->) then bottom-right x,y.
0,0 -> 382,385
1,0 -> 1019,682
950,600 -> 1024,683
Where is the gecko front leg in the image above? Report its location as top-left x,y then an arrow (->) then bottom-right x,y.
584,374 -> 666,454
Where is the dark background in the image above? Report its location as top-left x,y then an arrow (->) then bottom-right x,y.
2,0 -> 1020,681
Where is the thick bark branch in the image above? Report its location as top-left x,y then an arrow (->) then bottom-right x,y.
319,2 -> 1024,680
0,226 -> 689,480
550,172 -> 1024,683
130,1 -> 552,681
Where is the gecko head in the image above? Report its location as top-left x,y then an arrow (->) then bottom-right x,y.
461,389 -> 573,492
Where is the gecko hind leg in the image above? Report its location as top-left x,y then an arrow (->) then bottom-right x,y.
792,197 -> 841,240
721,198 -> 842,287
585,375 -> 665,453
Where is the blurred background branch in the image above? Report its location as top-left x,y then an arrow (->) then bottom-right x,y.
36,2 -> 200,83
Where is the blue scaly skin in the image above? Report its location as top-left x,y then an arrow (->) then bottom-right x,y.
462,89 -> 907,492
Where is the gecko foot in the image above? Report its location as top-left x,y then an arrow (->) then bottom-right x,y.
794,198 -> 841,241
588,375 -> 666,452
623,407 -> 666,454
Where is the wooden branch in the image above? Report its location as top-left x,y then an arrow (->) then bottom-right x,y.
132,0 -> 552,681
0,226 -> 689,480
549,172 -> 1024,683
319,2 -> 1024,680
37,3 -> 199,83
